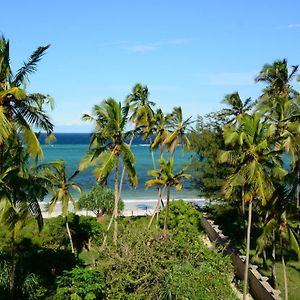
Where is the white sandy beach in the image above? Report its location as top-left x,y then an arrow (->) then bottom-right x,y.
40,198 -> 207,218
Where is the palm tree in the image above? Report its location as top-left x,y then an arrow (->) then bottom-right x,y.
146,157 -> 191,234
119,84 -> 155,196
40,160 -> 82,253
151,109 -> 170,158
146,109 -> 173,227
256,59 -> 300,235
255,59 -> 298,100
126,83 -> 156,165
220,112 -> 287,300
218,92 -> 254,124
164,106 -> 193,156
80,98 -> 137,245
126,83 -> 155,129
256,209 -> 299,299
0,36 -> 53,162
254,183 -> 296,288
0,137 -> 48,298
217,93 -> 254,237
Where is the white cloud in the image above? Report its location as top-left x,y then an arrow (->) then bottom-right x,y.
62,119 -> 84,126
167,39 -> 188,45
287,23 -> 300,28
277,24 -> 300,29
194,70 -> 258,86
125,38 -> 189,53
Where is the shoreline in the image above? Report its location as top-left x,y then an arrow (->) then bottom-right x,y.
40,198 -> 207,218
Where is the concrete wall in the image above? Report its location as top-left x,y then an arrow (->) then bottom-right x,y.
200,217 -> 281,300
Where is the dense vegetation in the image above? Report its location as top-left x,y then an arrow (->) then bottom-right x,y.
0,35 -> 299,300
0,202 -> 237,299
190,60 -> 300,299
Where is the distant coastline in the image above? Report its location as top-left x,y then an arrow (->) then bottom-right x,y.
39,133 -> 199,200
38,132 -> 151,145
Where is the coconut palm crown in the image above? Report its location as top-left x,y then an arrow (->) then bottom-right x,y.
80,98 -> 137,245
80,98 -> 137,187
164,106 -> 193,155
0,36 -> 54,159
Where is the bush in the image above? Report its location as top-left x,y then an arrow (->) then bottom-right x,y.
78,186 -> 124,219
69,214 -> 104,252
163,262 -> 237,300
97,217 -> 236,299
0,252 -> 10,298
54,267 -> 105,300
159,200 -> 203,234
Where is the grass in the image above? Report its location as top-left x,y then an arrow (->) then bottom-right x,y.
276,261 -> 300,300
205,203 -> 300,300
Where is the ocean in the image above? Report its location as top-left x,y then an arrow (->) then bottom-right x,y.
40,133 -> 199,201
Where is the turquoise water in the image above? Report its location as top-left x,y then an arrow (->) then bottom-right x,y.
41,143 -> 198,200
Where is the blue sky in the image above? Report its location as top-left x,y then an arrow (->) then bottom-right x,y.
1,0 -> 300,132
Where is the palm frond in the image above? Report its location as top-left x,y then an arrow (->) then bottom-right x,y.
256,218 -> 277,254
120,143 -> 137,187
14,98 -> 54,133
19,126 -> 43,159
0,87 -> 26,101
0,106 -> 12,143
13,44 -> 50,86
92,150 -> 117,183
145,179 -> 165,188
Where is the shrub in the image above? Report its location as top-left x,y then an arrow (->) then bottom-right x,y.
78,186 -> 124,219
98,217 -> 236,299
69,214 -> 104,252
0,252 -> 10,298
159,199 -> 202,234
163,262 -> 237,300
54,267 -> 105,300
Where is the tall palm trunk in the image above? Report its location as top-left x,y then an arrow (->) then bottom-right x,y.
163,185 -> 171,234
101,158 -> 120,248
271,229 -> 277,288
0,143 -> 3,173
149,135 -> 156,170
65,217 -> 75,253
281,245 -> 288,300
159,143 -> 165,208
297,164 -> 300,236
113,158 -> 119,245
243,198 -> 253,300
148,185 -> 165,228
9,225 -> 16,300
147,136 -> 163,228
262,210 -> 269,270
241,185 -> 247,248
119,134 -> 134,197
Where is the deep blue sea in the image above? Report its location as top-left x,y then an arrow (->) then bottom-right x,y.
40,133 -> 198,200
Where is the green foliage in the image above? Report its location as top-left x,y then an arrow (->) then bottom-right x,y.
80,98 -> 138,187
78,185 -> 124,216
22,273 -> 49,300
68,214 -> 104,252
0,210 -> 237,299
0,252 -> 10,298
189,116 -> 234,200
0,246 -> 77,299
98,216 -> 236,299
54,267 -> 105,300
207,203 -> 243,241
39,216 -> 70,249
159,200 -> 202,233
276,261 -> 300,300
162,262 -> 237,300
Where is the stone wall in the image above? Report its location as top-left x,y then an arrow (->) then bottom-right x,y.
200,217 -> 282,300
